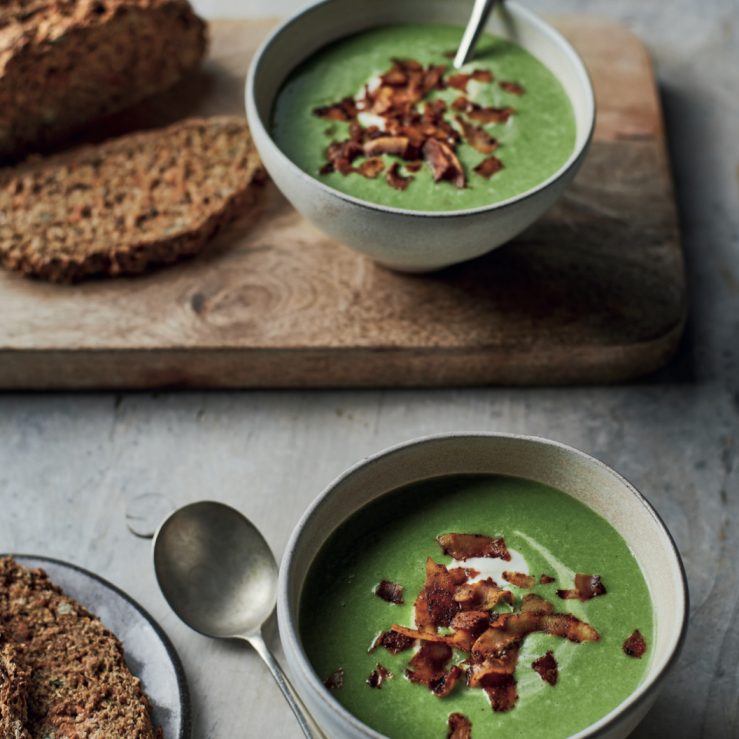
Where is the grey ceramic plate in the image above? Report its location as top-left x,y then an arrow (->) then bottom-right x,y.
9,555 -> 190,739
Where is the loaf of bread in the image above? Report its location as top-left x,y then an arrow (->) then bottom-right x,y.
0,557 -> 160,737
0,115 -> 262,282
0,0 -> 207,159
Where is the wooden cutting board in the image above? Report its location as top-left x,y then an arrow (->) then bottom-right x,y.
0,18 -> 685,388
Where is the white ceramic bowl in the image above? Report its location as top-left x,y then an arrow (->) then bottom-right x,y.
278,433 -> 688,739
246,0 -> 595,272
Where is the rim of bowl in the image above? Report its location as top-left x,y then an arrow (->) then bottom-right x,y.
245,0 -> 596,219
278,432 -> 689,739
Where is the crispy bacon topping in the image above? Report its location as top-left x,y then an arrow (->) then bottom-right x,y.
557,574 -> 607,601
313,57 -> 518,188
447,713 -> 472,739
355,157 -> 385,179
324,668 -> 344,690
375,580 -> 404,604
314,96 -> 358,121
466,102 -> 515,124
521,593 -> 554,614
406,641 -> 452,686
454,577 -> 515,611
366,663 -> 392,688
455,116 -> 498,154
423,139 -> 466,188
499,80 -> 525,95
374,531 -> 604,717
540,574 -> 556,585
485,680 -> 518,712
386,162 -> 414,191
532,651 -> 558,685
502,571 -> 535,589
623,629 -> 647,658
437,533 -> 511,561
474,156 -> 504,179
491,611 -> 600,643
370,629 -> 415,654
431,664 -> 464,698
414,558 -> 461,630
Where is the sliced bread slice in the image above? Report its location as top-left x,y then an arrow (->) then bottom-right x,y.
0,115 -> 263,282
0,557 -> 159,737
0,0 -> 207,159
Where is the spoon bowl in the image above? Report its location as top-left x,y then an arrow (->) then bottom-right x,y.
153,500 -> 276,638
153,501 -> 324,738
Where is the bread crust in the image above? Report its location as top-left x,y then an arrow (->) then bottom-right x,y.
0,0 -> 207,159
0,115 -> 263,282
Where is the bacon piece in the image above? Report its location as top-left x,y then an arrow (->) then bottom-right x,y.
467,103 -> 515,124
313,96 -> 358,121
389,623 -> 472,652
423,64 -> 447,94
448,568 -> 470,587
366,663 -> 392,688
321,139 -> 364,176
472,69 -> 494,83
423,138 -> 466,188
455,116 -> 498,154
499,80 -> 525,95
485,679 -> 518,712
386,162 -> 414,191
370,630 -> 415,654
521,593 -> 554,614
447,713 -> 472,739
363,136 -> 413,159
446,73 -> 471,92
502,571 -> 535,589
415,558 -> 460,630
451,610 -> 490,633
532,651 -> 558,685
431,664 -> 464,698
451,96 -> 469,112
374,579 -> 404,604
470,629 -> 521,665
474,156 -> 504,179
623,629 -> 647,658
540,574 -> 555,585
324,668 -> 344,690
454,577 -> 514,611
406,641 -> 452,686
557,574 -> 607,601
437,533 -> 511,561
491,611 -> 600,643
405,161 -> 423,173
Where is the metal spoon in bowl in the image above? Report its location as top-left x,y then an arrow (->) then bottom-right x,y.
153,501 -> 324,739
454,0 -> 500,68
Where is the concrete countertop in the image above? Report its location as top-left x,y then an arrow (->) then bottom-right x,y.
1,0 -> 737,737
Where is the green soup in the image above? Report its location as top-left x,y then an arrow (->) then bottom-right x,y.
272,25 -> 576,212
300,475 -> 653,738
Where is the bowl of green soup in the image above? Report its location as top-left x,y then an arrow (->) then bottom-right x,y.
246,0 -> 594,271
278,433 -> 687,738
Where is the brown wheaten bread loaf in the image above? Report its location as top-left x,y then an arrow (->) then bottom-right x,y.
0,556 -> 160,738
0,115 -> 263,282
0,0 -> 207,159
0,635 -> 31,739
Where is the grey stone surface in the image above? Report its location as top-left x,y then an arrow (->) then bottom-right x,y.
1,1 -> 738,737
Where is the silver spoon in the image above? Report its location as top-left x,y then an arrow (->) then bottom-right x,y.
153,501 -> 324,739
454,0 -> 500,68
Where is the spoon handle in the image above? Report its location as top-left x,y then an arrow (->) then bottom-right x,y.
246,632 -> 326,739
454,0 -> 499,68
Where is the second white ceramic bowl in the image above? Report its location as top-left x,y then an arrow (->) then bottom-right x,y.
278,433 -> 688,739
246,0 -> 595,271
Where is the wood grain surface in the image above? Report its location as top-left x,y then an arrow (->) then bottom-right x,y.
0,18 -> 686,388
